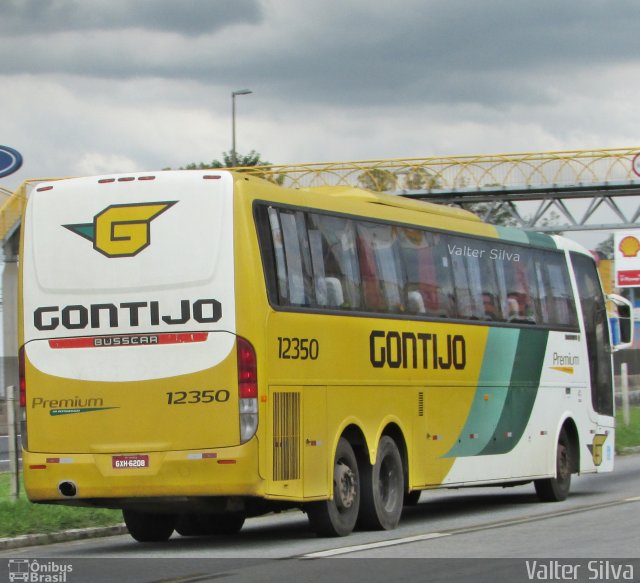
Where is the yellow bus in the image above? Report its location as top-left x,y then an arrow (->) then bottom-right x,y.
18,170 -> 633,541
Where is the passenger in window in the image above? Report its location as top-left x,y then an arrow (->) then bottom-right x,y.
507,297 -> 520,320
482,292 -> 500,321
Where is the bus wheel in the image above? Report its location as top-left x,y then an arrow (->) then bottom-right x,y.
123,509 -> 175,542
307,437 -> 360,537
534,430 -> 572,502
358,435 -> 404,530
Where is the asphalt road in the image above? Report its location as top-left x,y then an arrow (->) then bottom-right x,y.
1,455 -> 639,583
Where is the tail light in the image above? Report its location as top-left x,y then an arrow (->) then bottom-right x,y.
237,337 -> 258,443
19,345 -> 26,407
18,345 -> 28,449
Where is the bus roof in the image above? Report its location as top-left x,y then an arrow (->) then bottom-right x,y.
302,185 -> 482,223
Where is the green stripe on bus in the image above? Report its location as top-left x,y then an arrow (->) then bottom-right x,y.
479,328 -> 548,455
495,226 -> 557,250
494,226 -> 530,244
525,231 -> 557,249
444,328 -> 519,458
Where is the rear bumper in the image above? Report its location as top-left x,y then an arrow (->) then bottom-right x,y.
23,439 -> 263,505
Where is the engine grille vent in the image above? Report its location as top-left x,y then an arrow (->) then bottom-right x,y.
273,391 -> 301,481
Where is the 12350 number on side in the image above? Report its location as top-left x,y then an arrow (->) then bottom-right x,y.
277,337 -> 319,360
166,390 -> 230,405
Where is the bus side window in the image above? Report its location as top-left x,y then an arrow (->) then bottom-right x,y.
534,254 -> 551,323
308,228 -> 328,306
259,203 -> 582,331
356,224 -> 385,311
399,228 -> 453,318
309,214 -> 362,310
544,251 -> 578,328
357,223 -> 405,314
267,207 -> 290,304
263,207 -> 316,308
477,241 -> 505,322
448,236 -> 483,319
279,211 -> 311,306
503,251 -> 540,324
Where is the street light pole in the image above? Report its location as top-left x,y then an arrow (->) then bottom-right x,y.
231,89 -> 252,167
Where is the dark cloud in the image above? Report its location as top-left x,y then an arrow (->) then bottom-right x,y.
250,0 -> 640,108
0,0 -> 262,36
2,0 -> 640,111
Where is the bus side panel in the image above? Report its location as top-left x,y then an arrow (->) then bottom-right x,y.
264,385 -> 329,500
302,386 -> 329,498
425,327 -> 552,486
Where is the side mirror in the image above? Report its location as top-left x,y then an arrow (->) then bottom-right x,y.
607,294 -> 634,352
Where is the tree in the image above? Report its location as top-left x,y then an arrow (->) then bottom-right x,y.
595,235 -> 614,259
403,167 -> 442,191
357,168 -> 398,192
179,150 -> 284,184
181,150 -> 267,170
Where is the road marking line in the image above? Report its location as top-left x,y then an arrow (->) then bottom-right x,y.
303,496 -> 640,558
304,532 -> 450,558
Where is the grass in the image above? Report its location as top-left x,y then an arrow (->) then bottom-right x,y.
0,473 -> 122,538
0,408 -> 639,538
616,405 -> 640,453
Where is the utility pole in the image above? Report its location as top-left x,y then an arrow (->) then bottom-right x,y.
231,89 -> 252,167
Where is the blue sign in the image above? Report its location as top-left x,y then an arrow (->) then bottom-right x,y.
0,145 -> 23,178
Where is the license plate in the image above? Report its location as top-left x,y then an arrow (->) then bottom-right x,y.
112,454 -> 149,469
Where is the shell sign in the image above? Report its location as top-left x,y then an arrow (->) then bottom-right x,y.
614,230 -> 640,287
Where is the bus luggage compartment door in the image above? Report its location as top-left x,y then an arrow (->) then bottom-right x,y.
266,386 -> 328,500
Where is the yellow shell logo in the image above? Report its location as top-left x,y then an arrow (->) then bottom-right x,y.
64,201 -> 177,257
619,235 -> 640,258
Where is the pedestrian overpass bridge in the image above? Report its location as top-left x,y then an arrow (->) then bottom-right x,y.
239,146 -> 640,234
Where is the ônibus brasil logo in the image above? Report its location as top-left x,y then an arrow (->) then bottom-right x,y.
63,201 -> 177,258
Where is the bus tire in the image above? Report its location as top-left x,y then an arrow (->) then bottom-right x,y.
534,429 -> 572,502
358,435 -> 404,530
123,509 -> 175,542
307,437 -> 360,537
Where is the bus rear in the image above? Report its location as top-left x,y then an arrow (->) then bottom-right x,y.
20,171 -> 261,538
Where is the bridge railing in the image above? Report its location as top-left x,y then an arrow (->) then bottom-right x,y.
237,147 -> 640,192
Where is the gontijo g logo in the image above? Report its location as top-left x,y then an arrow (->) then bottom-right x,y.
63,201 -> 177,258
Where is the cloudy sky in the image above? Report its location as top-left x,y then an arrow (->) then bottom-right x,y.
2,0 -> 640,192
